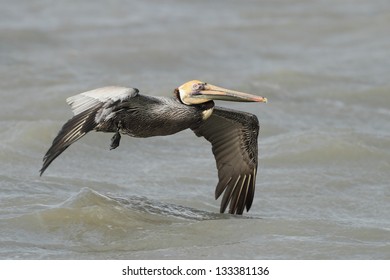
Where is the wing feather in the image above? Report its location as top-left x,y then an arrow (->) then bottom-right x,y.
192,107 -> 260,214
40,86 -> 139,175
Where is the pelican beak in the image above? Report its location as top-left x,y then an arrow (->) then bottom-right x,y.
199,84 -> 267,103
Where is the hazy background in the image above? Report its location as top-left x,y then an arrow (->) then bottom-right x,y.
1,0 -> 389,259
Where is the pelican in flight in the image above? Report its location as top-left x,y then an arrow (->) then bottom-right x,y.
40,80 -> 267,214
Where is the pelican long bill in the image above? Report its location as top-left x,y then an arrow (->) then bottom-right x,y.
198,83 -> 268,103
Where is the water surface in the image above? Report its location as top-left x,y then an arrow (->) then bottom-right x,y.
1,0 -> 389,259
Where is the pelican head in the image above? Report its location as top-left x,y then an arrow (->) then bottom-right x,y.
177,80 -> 267,105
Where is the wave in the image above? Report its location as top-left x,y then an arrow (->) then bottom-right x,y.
1,187 -> 227,241
6,187 -> 224,228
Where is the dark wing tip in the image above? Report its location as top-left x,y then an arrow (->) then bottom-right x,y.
39,157 -> 50,176
217,170 -> 257,215
39,107 -> 99,176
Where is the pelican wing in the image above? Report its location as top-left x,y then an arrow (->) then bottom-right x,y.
192,107 -> 259,214
40,86 -> 139,175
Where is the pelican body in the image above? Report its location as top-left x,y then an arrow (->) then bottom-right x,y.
40,80 -> 267,214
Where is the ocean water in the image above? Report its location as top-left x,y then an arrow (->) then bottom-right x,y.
0,0 -> 389,259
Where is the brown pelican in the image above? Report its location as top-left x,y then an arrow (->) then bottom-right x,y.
40,80 -> 267,214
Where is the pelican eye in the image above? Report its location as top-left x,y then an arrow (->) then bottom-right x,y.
192,83 -> 206,91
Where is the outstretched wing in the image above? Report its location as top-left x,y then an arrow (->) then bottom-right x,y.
40,86 -> 139,176
192,107 -> 260,215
